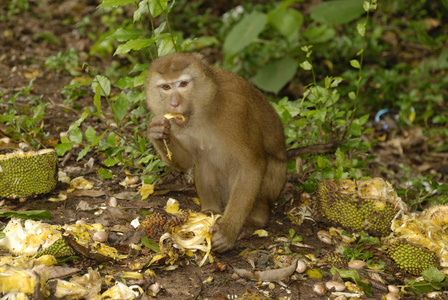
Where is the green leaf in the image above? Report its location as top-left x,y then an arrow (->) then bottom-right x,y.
317,156 -> 332,168
358,114 -> 369,125
349,122 -> 363,137
92,75 -> 111,97
98,167 -> 113,179
357,22 -> 366,36
303,25 -> 336,44
348,91 -> 356,99
115,39 -> 156,55
300,60 -> 312,71
350,59 -> 361,69
68,128 -> 83,144
134,69 -> 148,87
133,0 -> 148,21
252,57 -> 298,94
55,142 -> 73,156
0,210 -> 52,220
358,231 -> 380,244
158,36 -> 176,57
85,126 -> 97,143
363,1 -> 370,12
141,236 -> 161,253
331,266 -> 372,297
268,8 -> 303,41
148,0 -> 168,18
103,157 -> 120,167
223,11 -> 267,57
422,266 -> 446,284
68,111 -> 89,132
108,28 -> 142,42
310,0 -> 365,25
98,0 -> 139,8
93,84 -> 102,115
77,145 -> 91,161
116,77 -> 135,89
114,92 -> 129,121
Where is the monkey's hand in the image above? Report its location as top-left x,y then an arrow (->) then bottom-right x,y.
149,116 -> 171,144
210,224 -> 236,253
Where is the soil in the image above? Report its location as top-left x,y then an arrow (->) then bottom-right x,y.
0,2 -> 447,300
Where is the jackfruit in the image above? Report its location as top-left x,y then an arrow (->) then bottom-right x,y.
139,212 -> 186,240
0,149 -> 58,199
0,218 -> 66,257
317,178 -> 407,236
386,237 -> 438,275
385,205 -> 448,274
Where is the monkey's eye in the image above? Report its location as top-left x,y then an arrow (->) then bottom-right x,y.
179,81 -> 189,87
162,84 -> 171,90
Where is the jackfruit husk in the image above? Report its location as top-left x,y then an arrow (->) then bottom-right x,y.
51,268 -> 102,300
385,205 -> 448,274
317,178 -> 408,236
160,212 -> 220,267
0,267 -> 38,294
0,149 -> 58,199
0,218 -> 69,257
0,219 -> 118,260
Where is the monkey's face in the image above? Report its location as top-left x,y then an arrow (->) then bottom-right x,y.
146,53 -> 216,127
153,74 -> 193,125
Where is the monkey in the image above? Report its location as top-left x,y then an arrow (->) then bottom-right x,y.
146,52 -> 287,252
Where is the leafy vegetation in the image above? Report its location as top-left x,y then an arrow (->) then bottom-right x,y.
1,0 -> 448,297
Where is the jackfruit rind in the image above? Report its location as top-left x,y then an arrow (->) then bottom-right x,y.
386,237 -> 438,275
0,218 -> 62,256
0,148 -> 58,199
390,209 -> 448,268
34,238 -> 75,258
317,178 -> 407,236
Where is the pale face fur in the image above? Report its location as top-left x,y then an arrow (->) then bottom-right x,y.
146,53 -> 216,125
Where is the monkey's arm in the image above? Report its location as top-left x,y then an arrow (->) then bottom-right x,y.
148,116 -> 193,171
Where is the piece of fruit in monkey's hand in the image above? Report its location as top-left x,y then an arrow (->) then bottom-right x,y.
162,114 -> 186,160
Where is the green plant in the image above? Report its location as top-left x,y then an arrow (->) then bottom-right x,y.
0,79 -> 49,147
402,266 -> 448,295
396,176 -> 448,211
58,0 -> 194,184
45,48 -> 81,76
281,228 -> 303,252
343,244 -> 373,262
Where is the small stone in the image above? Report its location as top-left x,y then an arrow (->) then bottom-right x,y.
348,260 -> 366,269
93,231 -> 108,242
295,260 -> 307,273
325,280 -> 345,292
313,282 -> 326,296
387,285 -> 399,294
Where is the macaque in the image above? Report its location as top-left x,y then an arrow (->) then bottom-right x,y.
146,52 -> 287,252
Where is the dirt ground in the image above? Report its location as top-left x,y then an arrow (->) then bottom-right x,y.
1,1 -> 447,300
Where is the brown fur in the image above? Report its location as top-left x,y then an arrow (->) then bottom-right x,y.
146,53 -> 287,252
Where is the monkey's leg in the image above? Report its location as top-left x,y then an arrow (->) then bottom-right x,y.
241,156 -> 286,237
211,165 -> 265,252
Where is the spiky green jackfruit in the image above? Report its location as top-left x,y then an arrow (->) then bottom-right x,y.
35,238 -> 75,258
385,205 -> 448,274
0,149 -> 58,199
317,178 -> 407,236
386,238 -> 438,275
